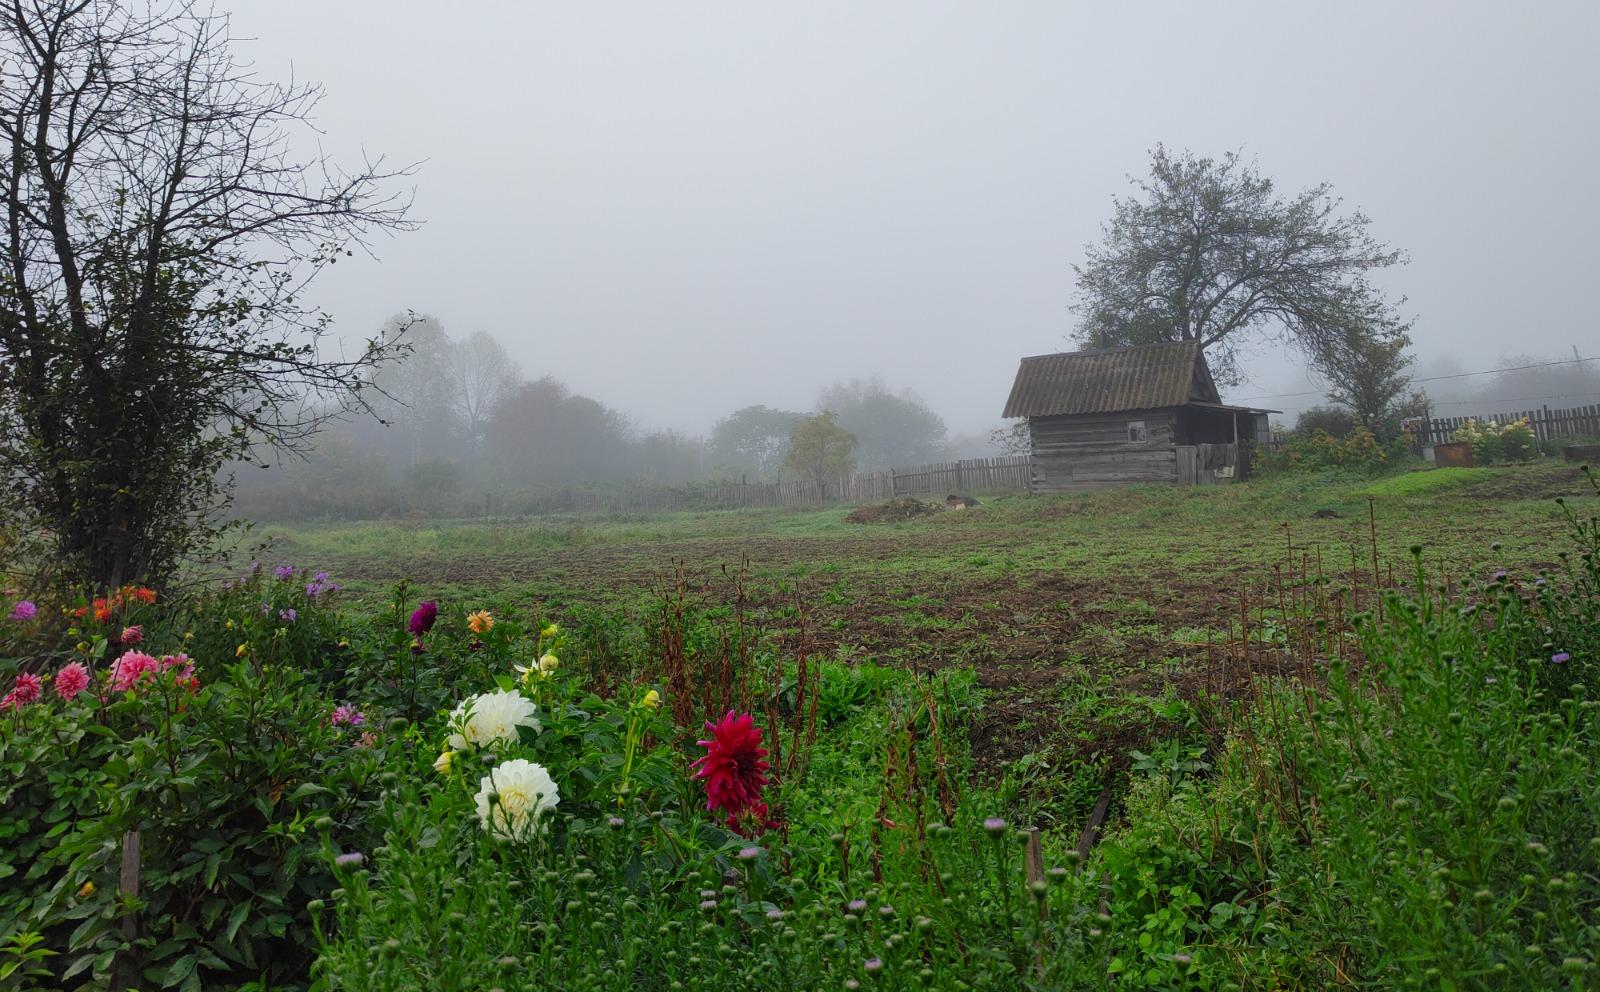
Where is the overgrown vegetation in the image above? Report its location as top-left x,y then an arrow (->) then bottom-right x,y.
1,463 -> 1594,989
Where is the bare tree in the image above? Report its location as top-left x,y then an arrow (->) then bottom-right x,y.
364,313 -> 458,466
0,0 -> 414,586
448,330 -> 521,453
1074,146 -> 1407,386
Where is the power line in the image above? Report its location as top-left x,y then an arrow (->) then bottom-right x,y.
1423,391 -> 1600,408
1231,354 -> 1600,403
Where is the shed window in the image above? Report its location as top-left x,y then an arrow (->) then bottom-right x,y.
1127,420 -> 1148,443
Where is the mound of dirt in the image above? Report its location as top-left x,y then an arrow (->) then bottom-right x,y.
846,497 -> 942,524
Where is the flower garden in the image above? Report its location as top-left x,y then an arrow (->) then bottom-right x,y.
1,469 -> 1598,990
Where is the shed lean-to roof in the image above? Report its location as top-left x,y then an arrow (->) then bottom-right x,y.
1002,341 -> 1223,418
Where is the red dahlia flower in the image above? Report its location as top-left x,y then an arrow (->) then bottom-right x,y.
691,710 -> 770,819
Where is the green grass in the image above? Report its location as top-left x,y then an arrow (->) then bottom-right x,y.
1359,465 -> 1497,497
258,463 -> 1576,600
248,461 -> 1583,799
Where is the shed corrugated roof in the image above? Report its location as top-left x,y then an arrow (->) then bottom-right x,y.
1002,341 -> 1217,418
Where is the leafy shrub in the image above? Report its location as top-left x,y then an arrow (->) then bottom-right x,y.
1,572 -> 395,991
1452,417 -> 1538,464
1293,404 -> 1358,438
1262,425 -> 1402,474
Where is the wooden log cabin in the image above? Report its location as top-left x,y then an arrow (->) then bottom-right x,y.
1001,341 -> 1277,492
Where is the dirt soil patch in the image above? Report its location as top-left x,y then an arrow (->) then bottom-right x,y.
1463,466 -> 1590,501
846,497 -> 943,524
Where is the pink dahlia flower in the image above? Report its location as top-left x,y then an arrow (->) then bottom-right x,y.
54,662 -> 91,701
4,672 -> 43,707
109,651 -> 160,692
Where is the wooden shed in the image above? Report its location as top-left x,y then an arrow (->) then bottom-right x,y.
1001,342 -> 1276,493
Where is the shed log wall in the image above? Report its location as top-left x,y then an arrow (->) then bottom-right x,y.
1029,411 -> 1178,492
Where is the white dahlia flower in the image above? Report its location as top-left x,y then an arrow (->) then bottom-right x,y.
447,689 -> 541,750
476,758 -> 560,840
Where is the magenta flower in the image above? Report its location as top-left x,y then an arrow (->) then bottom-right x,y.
54,662 -> 90,701
331,704 -> 365,727
120,625 -> 143,646
407,601 -> 438,635
8,601 -> 37,621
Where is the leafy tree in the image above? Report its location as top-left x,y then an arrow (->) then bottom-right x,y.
632,430 -> 710,484
1073,146 -> 1406,386
710,405 -> 803,481
817,377 -> 946,469
1312,324 -> 1427,435
784,411 -> 857,494
0,0 -> 412,587
1293,405 -> 1358,439
484,376 -> 633,486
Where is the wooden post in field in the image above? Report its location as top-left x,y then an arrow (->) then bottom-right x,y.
1025,826 -> 1046,917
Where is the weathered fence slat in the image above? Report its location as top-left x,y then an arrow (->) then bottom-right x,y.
1417,403 -> 1600,447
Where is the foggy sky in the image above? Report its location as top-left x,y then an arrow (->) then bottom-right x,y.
228,1 -> 1599,435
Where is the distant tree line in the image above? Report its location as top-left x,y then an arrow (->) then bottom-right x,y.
234,318 -> 974,519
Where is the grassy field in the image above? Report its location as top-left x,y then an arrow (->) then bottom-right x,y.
258,462 -> 1584,824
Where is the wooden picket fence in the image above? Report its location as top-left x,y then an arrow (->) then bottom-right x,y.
497,455 -> 1032,516
1416,403 -> 1600,446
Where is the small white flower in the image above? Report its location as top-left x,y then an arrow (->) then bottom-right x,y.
447,689 -> 541,750
475,758 -> 560,840
513,653 -> 561,684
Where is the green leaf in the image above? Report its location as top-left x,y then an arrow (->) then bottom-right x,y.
287,781 -> 329,802
226,899 -> 252,944
161,953 -> 197,988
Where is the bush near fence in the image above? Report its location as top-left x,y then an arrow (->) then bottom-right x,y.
1418,403 -> 1600,447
